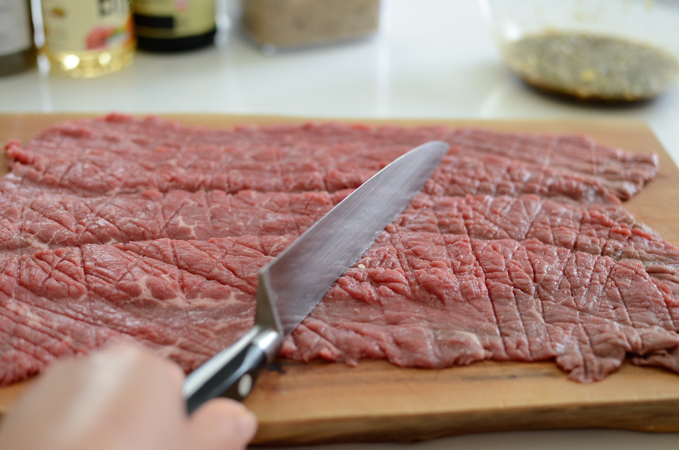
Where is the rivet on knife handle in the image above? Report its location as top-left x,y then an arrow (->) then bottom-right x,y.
183,325 -> 280,414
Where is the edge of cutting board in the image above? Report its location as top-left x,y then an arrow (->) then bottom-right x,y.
1,113 -> 678,445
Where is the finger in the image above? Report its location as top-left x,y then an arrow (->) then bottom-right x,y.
99,343 -> 185,379
187,399 -> 258,450
95,343 -> 187,393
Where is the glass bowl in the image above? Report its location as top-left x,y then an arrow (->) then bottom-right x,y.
479,0 -> 679,101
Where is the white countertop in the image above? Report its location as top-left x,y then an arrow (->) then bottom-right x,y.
2,0 -> 679,448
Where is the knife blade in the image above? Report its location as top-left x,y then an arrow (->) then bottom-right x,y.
183,140 -> 449,414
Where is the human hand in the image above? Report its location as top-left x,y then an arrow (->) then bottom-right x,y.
0,344 -> 257,450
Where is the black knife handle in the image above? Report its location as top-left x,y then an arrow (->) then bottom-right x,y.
186,343 -> 265,414
183,326 -> 280,415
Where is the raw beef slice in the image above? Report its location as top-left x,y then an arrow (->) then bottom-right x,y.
0,113 -> 675,386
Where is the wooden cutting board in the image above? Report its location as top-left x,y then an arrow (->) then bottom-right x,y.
1,113 -> 679,445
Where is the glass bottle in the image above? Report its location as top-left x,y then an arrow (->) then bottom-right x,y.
41,0 -> 135,78
0,0 -> 36,77
133,0 -> 216,52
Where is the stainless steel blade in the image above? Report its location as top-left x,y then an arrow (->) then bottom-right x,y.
183,140 -> 448,410
257,140 -> 449,337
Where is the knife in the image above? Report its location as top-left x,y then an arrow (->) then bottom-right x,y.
183,140 -> 449,414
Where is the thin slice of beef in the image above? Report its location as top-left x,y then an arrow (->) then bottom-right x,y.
0,236 -> 294,384
448,128 -> 659,199
281,233 -> 679,383
0,114 -> 672,387
424,153 -> 620,204
3,227 -> 677,385
5,116 -> 444,196
5,115 -> 657,201
394,193 -> 679,299
0,182 -> 339,250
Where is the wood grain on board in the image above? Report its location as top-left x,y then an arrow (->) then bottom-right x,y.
0,113 -> 678,445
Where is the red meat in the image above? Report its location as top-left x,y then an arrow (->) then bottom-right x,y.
0,114 -> 672,385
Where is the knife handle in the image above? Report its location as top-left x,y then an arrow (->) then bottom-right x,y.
183,326 -> 281,415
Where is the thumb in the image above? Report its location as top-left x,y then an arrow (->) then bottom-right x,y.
187,399 -> 258,450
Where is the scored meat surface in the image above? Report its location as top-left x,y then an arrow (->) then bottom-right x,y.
1,113 -> 674,386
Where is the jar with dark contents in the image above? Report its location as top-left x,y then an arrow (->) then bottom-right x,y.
479,0 -> 679,102
235,0 -> 382,52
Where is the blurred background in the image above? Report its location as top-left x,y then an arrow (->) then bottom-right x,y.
1,0 -> 678,166
2,1 -> 679,449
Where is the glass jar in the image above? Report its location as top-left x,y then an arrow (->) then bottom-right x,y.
236,0 -> 382,53
479,0 -> 679,101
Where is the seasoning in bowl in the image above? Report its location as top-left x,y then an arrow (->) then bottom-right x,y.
239,0 -> 381,50
501,31 -> 679,102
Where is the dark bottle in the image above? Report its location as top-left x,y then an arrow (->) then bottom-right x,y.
0,0 -> 36,77
133,0 -> 216,52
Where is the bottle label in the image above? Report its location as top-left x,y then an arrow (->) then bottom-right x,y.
0,0 -> 32,55
133,0 -> 215,39
42,0 -> 133,53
